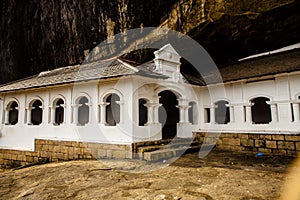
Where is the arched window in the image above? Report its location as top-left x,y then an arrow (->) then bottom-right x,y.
7,101 -> 19,125
139,99 -> 148,126
31,100 -> 43,125
215,100 -> 230,124
78,97 -> 89,126
251,97 -> 271,124
54,99 -> 64,125
188,102 -> 198,125
105,94 -> 120,126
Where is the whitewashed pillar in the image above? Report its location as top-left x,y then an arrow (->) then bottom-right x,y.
72,104 -> 79,124
210,106 -> 216,124
227,105 -> 235,123
86,103 -> 93,124
245,105 -> 252,124
26,107 -> 31,124
144,103 -> 154,124
293,103 -> 300,122
184,105 -> 191,123
50,106 -> 56,124
270,104 -> 278,123
116,101 -> 123,124
153,103 -> 161,124
99,103 -> 109,124
4,108 -> 9,124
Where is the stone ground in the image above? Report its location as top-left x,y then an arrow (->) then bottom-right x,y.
0,149 -> 298,200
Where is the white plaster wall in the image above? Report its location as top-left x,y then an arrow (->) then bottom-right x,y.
200,73 -> 300,133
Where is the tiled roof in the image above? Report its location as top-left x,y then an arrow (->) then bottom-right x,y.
200,48 -> 300,84
0,58 -> 166,92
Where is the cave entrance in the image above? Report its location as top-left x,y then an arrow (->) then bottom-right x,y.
158,90 -> 179,140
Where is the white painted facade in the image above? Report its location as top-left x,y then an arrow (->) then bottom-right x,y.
0,44 -> 300,151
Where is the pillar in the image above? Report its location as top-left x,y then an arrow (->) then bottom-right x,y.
4,108 -> 9,124
270,104 -> 278,123
72,105 -> 79,124
210,106 -> 216,124
144,103 -> 154,125
153,103 -> 161,124
245,105 -> 252,124
116,101 -> 123,124
293,103 -> 300,122
99,103 -> 109,125
26,107 -> 31,124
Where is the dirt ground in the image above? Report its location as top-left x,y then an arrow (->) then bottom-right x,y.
0,149 -> 297,200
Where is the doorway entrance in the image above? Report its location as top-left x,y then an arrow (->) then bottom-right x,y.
158,90 -> 179,140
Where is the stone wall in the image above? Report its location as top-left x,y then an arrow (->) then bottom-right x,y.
0,139 -> 133,168
196,132 -> 300,156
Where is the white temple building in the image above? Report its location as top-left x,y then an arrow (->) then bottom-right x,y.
0,44 -> 300,154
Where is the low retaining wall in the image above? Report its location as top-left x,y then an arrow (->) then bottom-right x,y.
195,132 -> 300,156
0,139 -> 133,168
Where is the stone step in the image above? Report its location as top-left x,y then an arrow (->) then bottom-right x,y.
143,145 -> 208,162
137,141 -> 199,154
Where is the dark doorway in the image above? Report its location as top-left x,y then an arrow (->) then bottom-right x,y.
55,99 -> 64,125
158,90 -> 179,140
31,100 -> 43,125
215,100 -> 230,124
78,97 -> 89,125
139,99 -> 148,126
251,97 -> 271,124
8,101 -> 18,125
105,94 -> 120,126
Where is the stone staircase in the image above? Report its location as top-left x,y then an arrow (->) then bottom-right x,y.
133,137 -> 212,161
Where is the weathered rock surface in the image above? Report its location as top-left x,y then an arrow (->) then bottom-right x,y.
0,150 -> 294,199
0,0 -> 299,84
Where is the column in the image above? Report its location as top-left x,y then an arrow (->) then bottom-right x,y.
245,105 -> 252,124
116,101 -> 123,124
270,104 -> 278,122
210,106 -> 216,124
153,103 -> 161,124
144,103 -> 154,124
72,104 -> 79,124
99,103 -> 109,125
4,108 -> 9,124
184,105 -> 191,123
176,105 -> 189,123
86,103 -> 93,124
293,103 -> 300,122
26,107 -> 31,124
50,106 -> 56,124
226,104 -> 235,123
62,104 -> 66,124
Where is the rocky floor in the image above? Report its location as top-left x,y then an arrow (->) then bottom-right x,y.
0,149 -> 297,200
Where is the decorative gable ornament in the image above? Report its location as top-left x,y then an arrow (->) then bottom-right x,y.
153,44 -> 182,82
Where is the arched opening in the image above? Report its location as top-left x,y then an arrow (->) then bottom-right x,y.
188,102 -> 198,125
251,97 -> 271,124
105,94 -> 120,126
215,100 -> 230,124
158,90 -> 179,140
31,100 -> 43,125
139,99 -> 148,126
8,101 -> 19,125
54,99 -> 64,125
78,97 -> 89,125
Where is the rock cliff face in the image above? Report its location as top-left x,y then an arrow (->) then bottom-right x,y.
0,0 -> 299,84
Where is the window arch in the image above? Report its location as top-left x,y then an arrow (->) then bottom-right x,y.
215,100 -> 230,124
77,96 -> 89,126
105,93 -> 120,126
188,101 -> 198,125
30,100 -> 43,125
7,101 -> 19,125
251,97 -> 271,124
54,98 -> 64,125
139,99 -> 148,126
